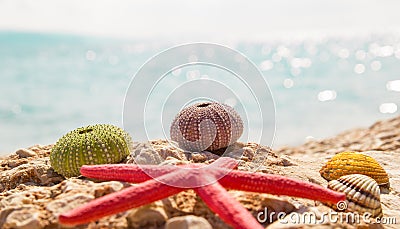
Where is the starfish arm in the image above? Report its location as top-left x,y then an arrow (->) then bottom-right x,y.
59,177 -> 184,226
219,170 -> 346,204
194,180 -> 264,229
79,157 -> 237,183
80,164 -> 178,182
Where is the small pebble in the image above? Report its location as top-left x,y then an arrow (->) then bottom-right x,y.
280,155 -> 296,166
165,215 -> 212,229
15,148 -> 37,158
127,202 -> 167,227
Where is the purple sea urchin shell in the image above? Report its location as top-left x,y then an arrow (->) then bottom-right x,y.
170,102 -> 243,152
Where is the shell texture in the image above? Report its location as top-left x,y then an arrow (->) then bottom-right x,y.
170,102 -> 243,152
327,174 -> 383,218
320,151 -> 389,185
50,124 -> 132,177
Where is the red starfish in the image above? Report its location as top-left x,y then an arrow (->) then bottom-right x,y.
58,157 -> 345,229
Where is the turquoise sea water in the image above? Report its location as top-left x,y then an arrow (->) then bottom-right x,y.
1,31 -> 399,155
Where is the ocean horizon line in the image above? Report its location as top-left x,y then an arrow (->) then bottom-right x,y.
2,29 -> 400,45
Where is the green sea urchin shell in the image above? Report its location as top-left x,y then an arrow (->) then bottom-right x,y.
50,124 -> 132,177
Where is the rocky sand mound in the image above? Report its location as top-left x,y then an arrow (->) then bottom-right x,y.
1,116 -> 400,228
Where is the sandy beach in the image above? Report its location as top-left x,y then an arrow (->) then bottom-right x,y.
0,116 -> 399,228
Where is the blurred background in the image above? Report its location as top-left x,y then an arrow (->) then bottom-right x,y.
1,0 -> 400,155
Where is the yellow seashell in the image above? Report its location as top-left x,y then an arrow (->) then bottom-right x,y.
320,151 -> 389,185
327,174 -> 383,218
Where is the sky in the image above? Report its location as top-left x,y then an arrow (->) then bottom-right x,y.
0,0 -> 400,42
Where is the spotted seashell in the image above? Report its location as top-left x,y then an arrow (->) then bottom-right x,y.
50,124 -> 132,177
320,151 -> 389,185
327,174 -> 383,218
170,102 -> 243,152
